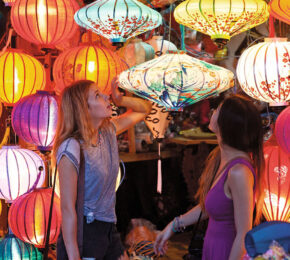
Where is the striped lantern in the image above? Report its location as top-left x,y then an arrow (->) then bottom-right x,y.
0,49 -> 46,106
275,106 -> 290,154
12,91 -> 58,152
0,234 -> 42,260
11,0 -> 80,47
8,188 -> 61,248
269,0 -> 290,25
74,0 -> 162,46
0,146 -> 45,202
146,36 -> 177,57
237,38 -> 290,105
53,44 -> 124,95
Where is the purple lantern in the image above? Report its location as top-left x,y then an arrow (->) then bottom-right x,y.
12,91 -> 58,151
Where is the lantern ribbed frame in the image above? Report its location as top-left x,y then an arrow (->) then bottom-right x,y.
146,36 -> 178,57
237,38 -> 290,105
74,0 -> 162,45
118,51 -> 234,111
269,0 -> 290,25
275,106 -> 290,155
0,146 -> 45,202
0,49 -> 46,106
0,234 -> 42,260
12,91 -> 58,151
174,0 -> 269,42
53,44 -> 124,95
11,0 -> 80,47
8,188 -> 61,248
263,142 -> 290,222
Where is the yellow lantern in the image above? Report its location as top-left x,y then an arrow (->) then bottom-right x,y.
174,0 -> 269,47
269,0 -> 290,25
0,49 -> 46,106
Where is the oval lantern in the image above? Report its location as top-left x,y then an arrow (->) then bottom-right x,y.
12,91 -> 58,152
275,106 -> 290,155
11,0 -> 80,47
269,0 -> 290,25
174,0 -> 269,47
263,138 -> 290,222
237,38 -> 290,105
0,234 -> 42,260
146,35 -> 177,57
0,146 -> 45,202
0,49 -> 46,106
118,50 -> 234,111
74,0 -> 162,46
53,44 -> 124,95
8,188 -> 61,248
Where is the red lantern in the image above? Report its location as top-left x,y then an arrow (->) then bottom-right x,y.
8,188 -> 61,248
263,138 -> 290,222
11,0 -> 80,47
275,106 -> 290,155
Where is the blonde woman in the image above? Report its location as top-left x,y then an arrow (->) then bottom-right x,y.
53,79 -> 151,260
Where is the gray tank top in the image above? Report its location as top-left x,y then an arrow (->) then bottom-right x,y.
56,122 -> 119,223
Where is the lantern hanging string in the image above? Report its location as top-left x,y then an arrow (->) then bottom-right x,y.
269,15 -> 276,38
180,24 -> 185,51
168,4 -> 172,43
0,28 -> 13,56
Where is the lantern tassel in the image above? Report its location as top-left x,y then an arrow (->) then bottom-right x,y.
157,142 -> 162,194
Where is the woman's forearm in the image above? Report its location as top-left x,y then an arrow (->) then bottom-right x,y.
118,96 -> 151,114
180,204 -> 208,227
228,234 -> 246,260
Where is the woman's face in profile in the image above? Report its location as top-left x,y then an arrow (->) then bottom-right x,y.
208,105 -> 221,134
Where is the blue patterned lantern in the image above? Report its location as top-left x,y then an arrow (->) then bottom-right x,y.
118,50 -> 234,111
74,0 -> 162,46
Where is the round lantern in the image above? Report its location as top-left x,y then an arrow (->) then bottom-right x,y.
263,139 -> 290,222
118,50 -> 234,111
0,49 -> 46,106
8,188 -> 61,248
3,0 -> 15,6
0,234 -> 42,260
275,106 -> 290,154
11,0 -> 80,47
74,0 -> 162,46
146,36 -> 177,57
12,91 -> 58,151
53,44 -> 124,95
174,0 -> 269,47
269,0 -> 290,25
0,146 -> 45,202
237,38 -> 290,105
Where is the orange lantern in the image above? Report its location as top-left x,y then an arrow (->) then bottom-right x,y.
0,49 -> 46,106
8,188 -> 61,248
263,138 -> 290,222
11,0 -> 80,47
53,44 -> 124,95
269,0 -> 290,25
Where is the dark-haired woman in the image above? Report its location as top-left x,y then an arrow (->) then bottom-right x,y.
154,95 -> 265,260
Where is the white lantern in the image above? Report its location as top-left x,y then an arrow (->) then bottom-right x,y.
237,38 -> 290,105
146,36 -> 178,57
0,146 -> 45,202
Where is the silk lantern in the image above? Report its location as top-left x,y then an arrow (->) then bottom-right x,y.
146,35 -> 177,57
53,44 -> 124,95
12,91 -> 58,151
11,0 -> 80,47
8,188 -> 61,248
174,0 -> 269,47
0,49 -> 46,106
275,106 -> 290,155
0,146 -> 45,202
263,139 -> 290,222
118,50 -> 234,111
0,234 -> 42,260
269,0 -> 290,25
237,38 -> 290,105
74,0 -> 162,46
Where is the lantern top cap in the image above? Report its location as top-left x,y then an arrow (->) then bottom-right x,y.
36,90 -> 56,95
1,145 -> 20,149
166,50 -> 186,55
264,38 -> 288,42
131,38 -> 142,43
152,35 -> 164,40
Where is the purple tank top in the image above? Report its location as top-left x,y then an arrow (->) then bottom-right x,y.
202,158 -> 256,260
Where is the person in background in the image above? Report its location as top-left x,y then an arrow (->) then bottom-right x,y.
154,95 -> 265,260
53,79 -> 151,260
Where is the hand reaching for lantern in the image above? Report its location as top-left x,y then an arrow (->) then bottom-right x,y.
154,222 -> 173,256
111,77 -> 124,107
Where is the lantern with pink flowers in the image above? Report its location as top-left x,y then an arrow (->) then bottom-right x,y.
12,91 -> 58,152
275,106 -> 290,155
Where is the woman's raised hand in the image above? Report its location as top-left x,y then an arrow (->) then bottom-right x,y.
111,77 -> 124,106
153,222 -> 174,256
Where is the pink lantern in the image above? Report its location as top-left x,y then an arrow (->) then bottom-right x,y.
275,106 -> 290,155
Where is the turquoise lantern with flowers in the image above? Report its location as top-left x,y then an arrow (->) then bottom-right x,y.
74,0 -> 162,47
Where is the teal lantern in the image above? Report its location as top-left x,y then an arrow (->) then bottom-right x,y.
74,0 -> 162,46
0,234 -> 42,260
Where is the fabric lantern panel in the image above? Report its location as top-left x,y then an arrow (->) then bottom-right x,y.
8,188 -> 61,248
118,51 -> 234,111
146,36 -> 178,57
237,38 -> 290,105
53,44 -> 124,95
0,146 -> 45,202
275,106 -> 290,155
12,91 -> 58,151
74,0 -> 162,46
0,49 -> 46,106
269,0 -> 290,25
11,0 -> 80,47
